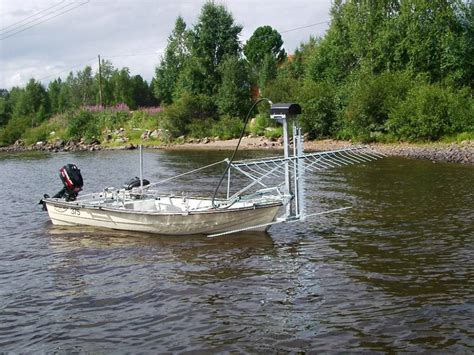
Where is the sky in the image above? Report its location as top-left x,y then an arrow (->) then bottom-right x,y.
0,0 -> 331,90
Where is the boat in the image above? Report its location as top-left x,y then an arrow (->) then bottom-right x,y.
41,101 -> 384,237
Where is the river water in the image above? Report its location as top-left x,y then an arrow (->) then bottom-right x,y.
0,149 -> 472,352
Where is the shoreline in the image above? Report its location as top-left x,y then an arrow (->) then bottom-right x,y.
1,137 -> 473,165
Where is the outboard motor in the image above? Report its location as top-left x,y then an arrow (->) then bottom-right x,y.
123,176 -> 150,190
40,164 -> 83,210
54,164 -> 84,201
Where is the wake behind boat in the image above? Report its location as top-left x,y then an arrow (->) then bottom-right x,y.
41,102 -> 385,237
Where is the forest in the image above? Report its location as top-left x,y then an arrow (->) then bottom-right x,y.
0,0 -> 473,147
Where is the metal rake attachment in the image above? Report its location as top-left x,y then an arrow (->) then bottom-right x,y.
230,146 -> 385,185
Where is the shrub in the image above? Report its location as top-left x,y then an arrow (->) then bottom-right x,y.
211,116 -> 244,139
250,113 -> 273,136
186,118 -> 213,138
97,110 -> 130,130
23,122 -> 50,145
264,126 -> 283,139
66,110 -> 100,141
161,93 -> 217,137
387,84 -> 474,141
128,110 -> 161,131
297,80 -> 339,139
0,115 -> 29,145
342,71 -> 413,141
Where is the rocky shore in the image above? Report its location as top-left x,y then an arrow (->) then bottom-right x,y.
1,137 -> 473,165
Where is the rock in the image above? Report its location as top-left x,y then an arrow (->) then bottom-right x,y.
125,144 -> 136,150
49,131 -> 56,136
89,138 -> 100,145
150,129 -> 162,139
13,139 -> 24,147
115,137 -> 128,143
202,137 -> 210,144
140,130 -> 150,140
53,139 -> 64,148
36,141 -> 45,147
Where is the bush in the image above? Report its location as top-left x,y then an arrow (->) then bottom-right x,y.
297,80 -> 339,139
97,110 -> 130,130
211,116 -> 244,139
261,76 -> 300,104
66,110 -> 100,141
128,110 -> 161,131
0,115 -> 29,145
264,126 -> 283,139
387,84 -> 474,141
23,122 -> 50,145
342,71 -> 413,141
249,113 -> 273,136
161,93 -> 217,137
186,118 -> 213,138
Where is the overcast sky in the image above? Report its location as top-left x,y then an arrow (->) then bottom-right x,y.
0,0 -> 331,90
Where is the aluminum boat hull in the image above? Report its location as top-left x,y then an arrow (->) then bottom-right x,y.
44,199 -> 281,235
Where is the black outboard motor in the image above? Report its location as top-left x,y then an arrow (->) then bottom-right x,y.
123,176 -> 150,190
40,164 -> 83,210
54,163 -> 84,201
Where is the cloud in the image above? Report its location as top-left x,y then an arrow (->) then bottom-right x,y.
0,0 -> 331,89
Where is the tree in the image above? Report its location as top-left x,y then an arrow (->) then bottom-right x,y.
0,89 -> 10,126
13,79 -> 49,126
187,1 -> 243,97
216,55 -> 251,117
154,16 -> 189,104
244,25 -> 286,70
48,78 -> 62,114
97,60 -> 115,106
131,75 -> 155,108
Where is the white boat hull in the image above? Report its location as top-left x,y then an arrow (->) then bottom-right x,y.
44,199 -> 281,236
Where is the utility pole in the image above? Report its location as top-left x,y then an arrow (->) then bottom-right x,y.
98,54 -> 103,107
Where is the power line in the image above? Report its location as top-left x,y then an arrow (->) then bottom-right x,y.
0,1 -> 67,33
280,20 -> 329,34
1,1 -> 76,36
19,20 -> 329,85
35,52 -> 159,82
0,1 -> 90,41
37,56 -> 97,82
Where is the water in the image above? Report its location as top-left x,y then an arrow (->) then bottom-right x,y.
0,150 -> 472,352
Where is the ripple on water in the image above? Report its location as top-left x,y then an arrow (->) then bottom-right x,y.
0,153 -> 473,352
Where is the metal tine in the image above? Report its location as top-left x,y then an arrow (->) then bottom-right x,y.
345,148 -> 370,163
301,162 -> 323,173
270,160 -> 287,173
244,164 -> 271,179
338,150 -> 367,164
345,149 -> 374,162
318,154 -> 344,167
349,147 -> 384,162
310,157 -> 336,169
251,163 -> 282,179
262,161 -> 286,176
353,149 -> 381,162
317,153 -> 353,166
304,154 -> 328,168
316,155 -> 342,168
359,151 -> 380,161
229,164 -> 282,200
348,147 -> 379,162
364,148 -> 387,158
231,165 -> 268,188
333,151 -> 358,165
301,158 -> 325,172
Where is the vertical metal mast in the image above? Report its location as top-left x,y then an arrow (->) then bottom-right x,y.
269,103 -> 302,220
139,145 -> 144,189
